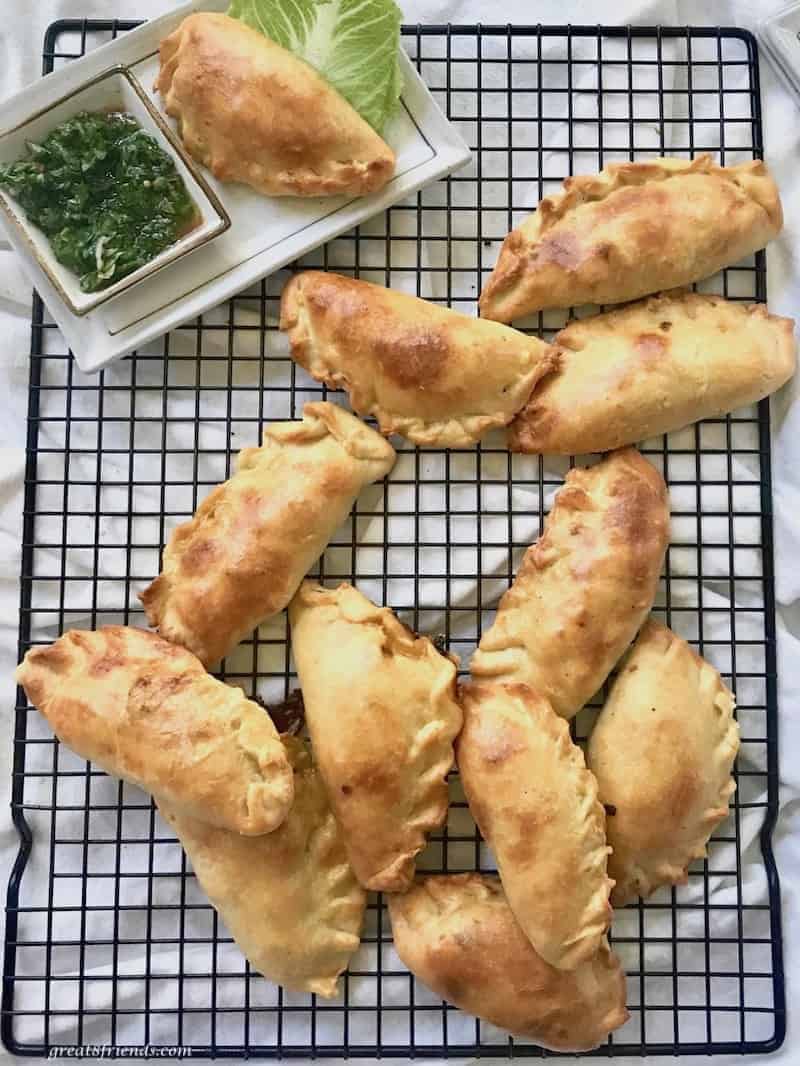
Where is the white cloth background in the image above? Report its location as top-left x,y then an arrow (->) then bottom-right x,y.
0,1 -> 799,1063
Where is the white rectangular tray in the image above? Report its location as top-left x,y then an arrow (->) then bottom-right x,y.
0,0 -> 471,373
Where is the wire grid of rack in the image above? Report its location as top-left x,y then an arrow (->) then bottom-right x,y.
2,18 -> 785,1060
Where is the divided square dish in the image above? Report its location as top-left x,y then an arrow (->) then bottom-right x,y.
0,65 -> 230,317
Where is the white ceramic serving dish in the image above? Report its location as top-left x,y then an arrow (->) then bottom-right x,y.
0,0 -> 472,372
0,65 -> 230,316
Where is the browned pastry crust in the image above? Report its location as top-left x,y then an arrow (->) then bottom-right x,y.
457,683 -> 612,970
156,13 -> 395,198
160,736 -> 366,997
279,271 -> 558,446
289,581 -> 463,892
470,448 -> 670,719
479,155 -> 783,322
509,291 -> 797,454
388,874 -> 629,1051
587,619 -> 739,905
140,402 -> 396,667
15,626 -> 293,835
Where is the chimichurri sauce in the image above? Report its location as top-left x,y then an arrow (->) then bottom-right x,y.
0,111 -> 198,293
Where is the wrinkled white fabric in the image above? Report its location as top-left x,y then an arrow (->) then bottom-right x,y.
1,1 -> 799,1063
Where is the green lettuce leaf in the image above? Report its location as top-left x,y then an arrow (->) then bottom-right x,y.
227,0 -> 404,134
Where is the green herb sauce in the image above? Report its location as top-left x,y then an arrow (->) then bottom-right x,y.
0,111 -> 198,293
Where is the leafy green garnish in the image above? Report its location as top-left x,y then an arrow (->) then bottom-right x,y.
228,0 -> 403,134
0,112 -> 197,293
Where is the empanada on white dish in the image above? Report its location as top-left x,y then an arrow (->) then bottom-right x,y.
470,448 -> 670,719
289,581 -> 463,892
479,155 -> 782,322
156,13 -> 395,198
141,402 -> 395,667
280,271 -> 558,447
160,736 -> 366,997
587,619 -> 739,906
510,291 -> 797,454
458,683 -> 612,970
15,627 -> 293,836
389,874 -> 629,1051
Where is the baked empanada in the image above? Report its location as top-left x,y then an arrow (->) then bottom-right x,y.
141,402 -> 396,667
156,13 -> 395,198
510,292 -> 796,454
479,155 -> 782,322
587,619 -> 739,905
159,736 -> 366,997
15,627 -> 293,836
280,271 -> 558,447
289,581 -> 463,891
470,448 -> 669,719
389,874 -> 629,1051
457,683 -> 612,970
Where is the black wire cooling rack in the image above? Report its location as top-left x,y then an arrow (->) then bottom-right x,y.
3,18 -> 785,1060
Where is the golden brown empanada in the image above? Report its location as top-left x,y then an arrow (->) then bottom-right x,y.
510,292 -> 796,454
15,626 -> 293,836
389,874 -> 629,1051
457,683 -> 612,970
479,156 -> 782,322
159,736 -> 366,997
470,448 -> 669,719
156,13 -> 395,198
280,271 -> 558,447
587,619 -> 739,905
141,402 -> 396,667
289,581 -> 463,891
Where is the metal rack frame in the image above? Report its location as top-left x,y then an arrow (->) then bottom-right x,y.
2,19 -> 785,1058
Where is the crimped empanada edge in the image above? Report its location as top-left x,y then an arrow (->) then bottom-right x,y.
388,873 -> 630,1049
537,694 -> 615,967
362,342 -> 560,447
296,791 -> 368,996
263,400 -> 396,466
479,155 -> 781,317
508,290 -> 798,453
291,581 -> 462,892
280,272 -> 561,447
604,622 -> 740,906
460,682 -> 613,969
469,449 -> 669,719
523,154 -> 779,240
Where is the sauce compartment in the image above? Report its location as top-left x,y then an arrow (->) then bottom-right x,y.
0,65 -> 230,316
